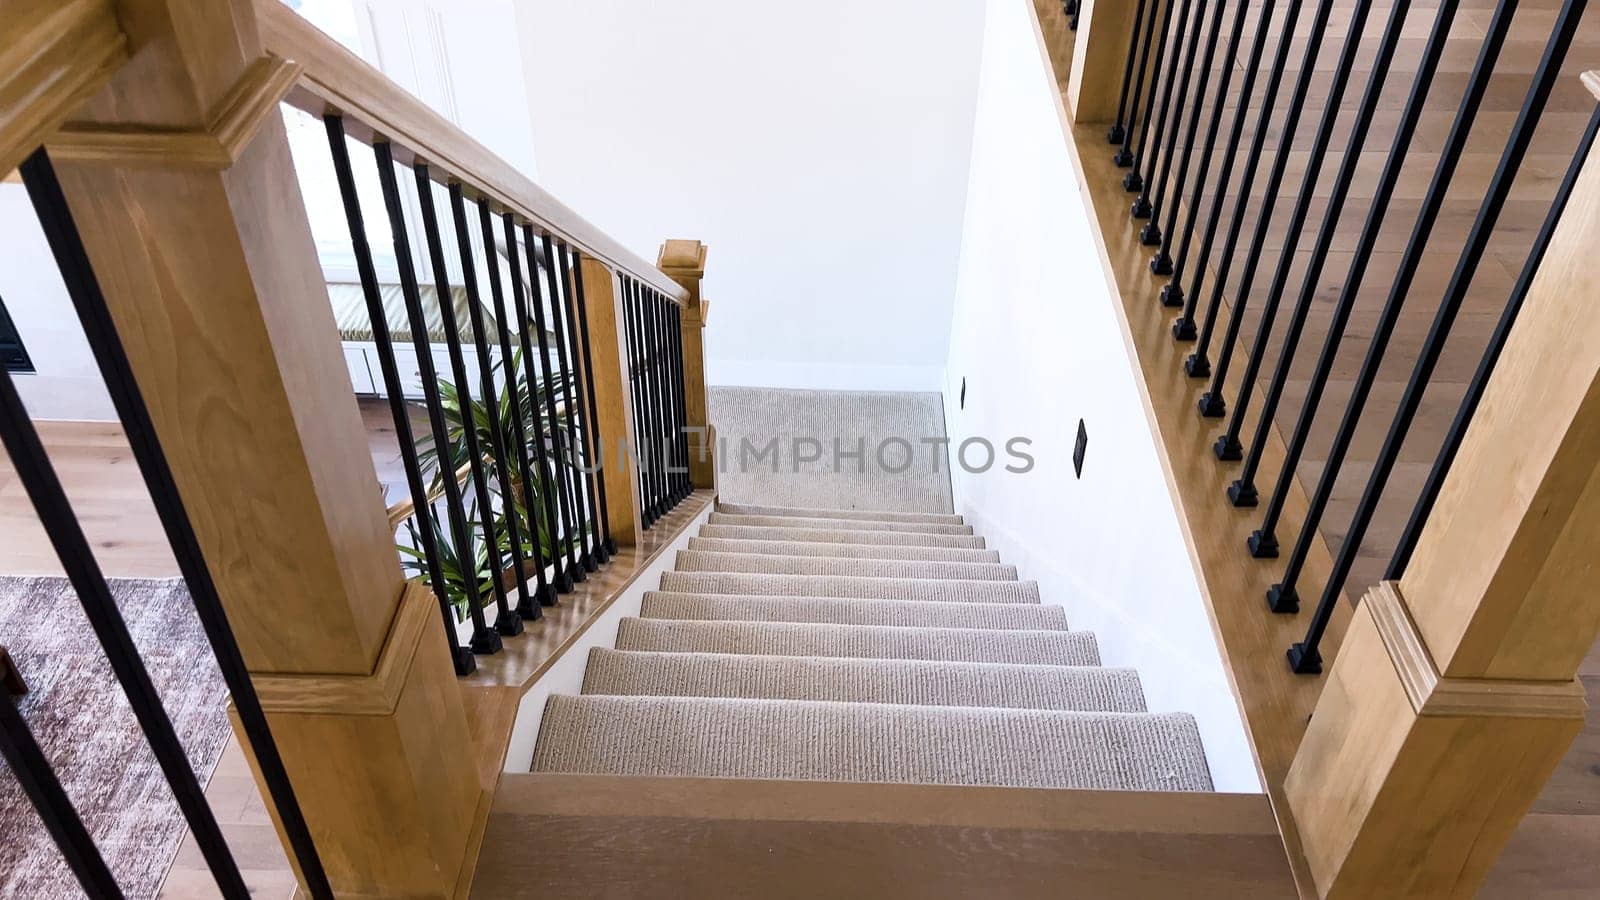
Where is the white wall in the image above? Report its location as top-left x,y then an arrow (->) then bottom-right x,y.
512,0 -> 986,393
942,0 -> 1259,792
0,186 -> 116,421
0,0 -> 539,422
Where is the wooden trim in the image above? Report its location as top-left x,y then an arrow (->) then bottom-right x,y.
249,580 -> 435,716
1366,583 -> 1586,720
461,489 -> 713,691
574,256 -> 644,548
657,239 -> 715,488
386,456 -> 478,530
254,0 -> 688,305
1067,0 -> 1152,125
45,55 -> 302,169
0,0 -> 128,176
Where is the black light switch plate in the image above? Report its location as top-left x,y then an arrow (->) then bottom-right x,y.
1073,419 -> 1088,478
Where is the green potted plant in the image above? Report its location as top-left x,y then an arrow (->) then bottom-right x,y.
400,349 -> 585,620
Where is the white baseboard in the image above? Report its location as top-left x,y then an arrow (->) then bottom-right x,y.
708,358 -> 946,393
499,502 -> 715,772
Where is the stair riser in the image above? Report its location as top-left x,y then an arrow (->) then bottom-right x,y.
715,503 -> 965,526
674,551 -> 1018,582
641,592 -> 1069,631
708,513 -> 974,536
658,572 -> 1042,603
698,525 -> 986,549
583,649 -> 1147,712
617,619 -> 1100,666
686,538 -> 1001,563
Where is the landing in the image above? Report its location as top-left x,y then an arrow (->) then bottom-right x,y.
709,387 -> 954,514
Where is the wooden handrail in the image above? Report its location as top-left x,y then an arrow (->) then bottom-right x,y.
0,0 -> 128,176
386,457 -> 477,530
254,0 -> 688,306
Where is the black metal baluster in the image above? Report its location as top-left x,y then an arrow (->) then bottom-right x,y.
1182,0 -> 1307,379
649,288 -> 675,512
1229,0 -> 1409,545
503,215 -> 569,596
414,165 -> 518,635
625,278 -> 656,526
552,238 -> 599,572
1118,0 -> 1177,172
0,692 -> 124,898
1250,0 -> 1477,597
637,285 -> 662,520
377,148 -> 499,654
1153,0 -> 1237,283
1194,0 -> 1334,435
324,117 -> 475,670
638,282 -> 662,522
1138,0 -> 1211,241
1391,103 -> 1600,580
478,201 -> 556,613
1169,0 -> 1265,319
1217,0 -> 1376,479
1130,0 -> 1196,216
525,225 -> 583,580
21,149 -> 334,899
1069,0 -> 1082,30
1109,0 -> 1151,144
450,183 -> 535,624
624,279 -> 654,526
568,252 -> 618,558
1289,0 -> 1586,674
0,367 -> 247,899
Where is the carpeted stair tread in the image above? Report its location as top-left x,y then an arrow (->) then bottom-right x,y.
687,537 -> 1001,563
616,618 -> 1100,665
641,592 -> 1068,630
658,571 -> 1041,603
708,513 -> 973,535
532,695 -> 1212,791
674,550 -> 1018,582
698,524 -> 985,549
715,503 -> 965,526
582,648 -> 1146,712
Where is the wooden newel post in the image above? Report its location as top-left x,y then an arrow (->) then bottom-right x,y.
1064,0 -> 1155,127
658,239 -> 715,490
49,0 -> 481,895
576,255 -> 645,548
1284,75 -> 1600,898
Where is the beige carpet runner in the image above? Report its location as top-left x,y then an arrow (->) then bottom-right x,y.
532,504 -> 1213,791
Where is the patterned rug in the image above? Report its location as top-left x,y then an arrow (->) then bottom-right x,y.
0,577 -> 231,899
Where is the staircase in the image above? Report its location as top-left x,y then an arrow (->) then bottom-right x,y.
530,503 -> 1213,792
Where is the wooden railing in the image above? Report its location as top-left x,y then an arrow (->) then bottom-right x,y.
1,0 -> 714,896
1049,0 -> 1600,896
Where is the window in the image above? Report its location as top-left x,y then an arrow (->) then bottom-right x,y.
0,295 -> 32,372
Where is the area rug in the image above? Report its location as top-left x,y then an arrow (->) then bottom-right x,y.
0,576 -> 231,899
